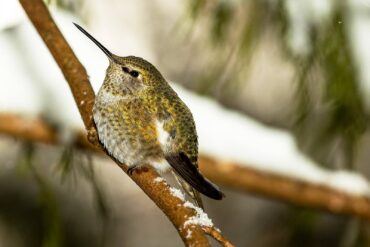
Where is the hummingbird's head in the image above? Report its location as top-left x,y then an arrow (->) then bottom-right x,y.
110,55 -> 166,86
74,23 -> 166,96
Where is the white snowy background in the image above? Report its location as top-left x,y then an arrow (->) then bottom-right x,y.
1,0 -> 370,198
2,1 -> 370,246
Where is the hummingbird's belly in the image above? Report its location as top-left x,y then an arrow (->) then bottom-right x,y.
93,107 -> 171,172
94,111 -> 132,164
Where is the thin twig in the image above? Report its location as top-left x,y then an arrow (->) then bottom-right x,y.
2,114 -> 370,223
18,0 -> 231,245
203,227 -> 235,247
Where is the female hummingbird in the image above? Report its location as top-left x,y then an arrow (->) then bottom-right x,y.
74,23 -> 224,208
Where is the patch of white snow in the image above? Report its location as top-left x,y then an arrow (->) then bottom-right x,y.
183,201 -> 213,228
169,187 -> 185,201
153,177 -> 165,183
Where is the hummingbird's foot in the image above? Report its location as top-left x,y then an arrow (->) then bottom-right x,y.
127,166 -> 149,175
127,165 -> 138,175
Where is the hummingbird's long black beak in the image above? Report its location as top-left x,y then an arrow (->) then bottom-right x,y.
73,23 -> 114,60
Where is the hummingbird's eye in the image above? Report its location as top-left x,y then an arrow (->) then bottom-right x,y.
129,70 -> 139,78
122,66 -> 139,78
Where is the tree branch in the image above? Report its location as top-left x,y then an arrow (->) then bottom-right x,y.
18,0 -> 232,246
199,156 -> 370,221
2,114 -> 370,223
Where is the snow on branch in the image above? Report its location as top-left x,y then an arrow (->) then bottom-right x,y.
17,0 -> 232,246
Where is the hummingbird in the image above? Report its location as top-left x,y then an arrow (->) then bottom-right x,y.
74,23 -> 224,208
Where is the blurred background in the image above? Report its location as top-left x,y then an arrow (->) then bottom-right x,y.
1,0 -> 370,246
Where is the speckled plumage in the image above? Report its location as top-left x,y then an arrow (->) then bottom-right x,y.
93,56 -> 198,169
74,23 -> 223,207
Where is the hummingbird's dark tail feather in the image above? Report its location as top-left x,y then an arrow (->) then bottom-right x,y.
166,152 -> 224,200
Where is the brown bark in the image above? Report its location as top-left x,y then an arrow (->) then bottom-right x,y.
0,114 -> 370,222
199,156 -> 370,221
2,113 -> 370,223
18,0 -> 232,246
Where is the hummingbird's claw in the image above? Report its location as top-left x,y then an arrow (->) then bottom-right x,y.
127,166 -> 149,175
127,166 -> 138,175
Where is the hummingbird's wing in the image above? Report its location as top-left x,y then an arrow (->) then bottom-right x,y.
165,152 -> 224,200
155,87 -> 224,200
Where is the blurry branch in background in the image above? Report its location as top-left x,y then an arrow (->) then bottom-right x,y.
2,113 -> 370,222
18,0 -> 233,246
